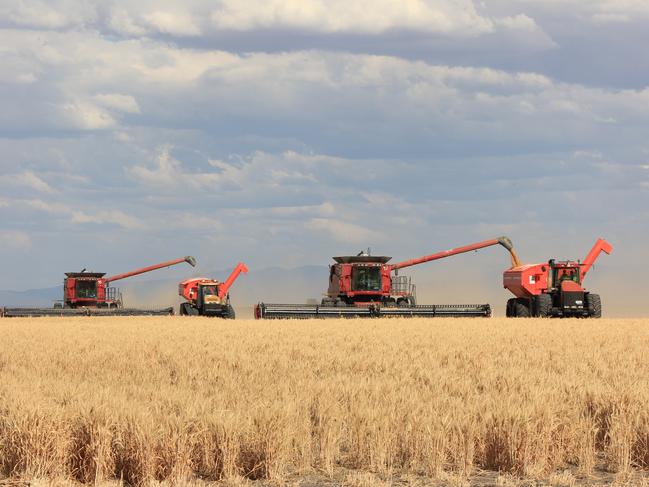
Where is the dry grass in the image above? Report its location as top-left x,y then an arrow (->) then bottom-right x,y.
1,317 -> 649,486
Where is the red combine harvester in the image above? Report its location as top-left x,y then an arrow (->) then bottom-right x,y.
178,262 -> 248,318
503,238 -> 612,318
256,236 -> 518,319
1,256 -> 196,317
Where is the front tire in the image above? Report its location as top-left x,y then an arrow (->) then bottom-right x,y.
587,293 -> 602,318
515,298 -> 530,318
506,298 -> 516,317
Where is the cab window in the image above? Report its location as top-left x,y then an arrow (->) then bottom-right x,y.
352,267 -> 381,291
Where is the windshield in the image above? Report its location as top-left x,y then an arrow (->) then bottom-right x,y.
553,267 -> 580,286
76,280 -> 97,298
202,285 -> 218,296
352,266 -> 381,291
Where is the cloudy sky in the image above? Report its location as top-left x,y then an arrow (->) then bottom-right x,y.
0,1 -> 646,311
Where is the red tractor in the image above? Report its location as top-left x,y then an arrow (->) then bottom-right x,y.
256,236 -> 519,319
178,262 -> 248,318
503,238 -> 612,318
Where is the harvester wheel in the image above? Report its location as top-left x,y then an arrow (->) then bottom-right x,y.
225,306 -> 236,319
506,298 -> 516,317
397,299 -> 409,307
535,294 -> 552,317
179,303 -> 188,315
514,298 -> 530,318
587,293 -> 602,318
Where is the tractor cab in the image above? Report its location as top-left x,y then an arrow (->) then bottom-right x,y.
63,272 -> 115,308
352,266 -> 382,292
197,282 -> 224,306
327,253 -> 392,304
548,260 -> 582,289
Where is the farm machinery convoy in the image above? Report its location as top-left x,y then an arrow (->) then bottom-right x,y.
0,256 -> 197,317
0,237 -> 613,319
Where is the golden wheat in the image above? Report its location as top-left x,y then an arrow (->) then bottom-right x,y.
0,317 -> 648,485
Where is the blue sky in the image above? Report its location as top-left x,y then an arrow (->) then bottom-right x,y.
0,1 -> 646,309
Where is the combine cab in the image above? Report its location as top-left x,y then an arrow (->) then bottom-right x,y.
503,238 -> 612,318
1,256 -> 196,317
256,236 -> 519,319
178,262 -> 248,318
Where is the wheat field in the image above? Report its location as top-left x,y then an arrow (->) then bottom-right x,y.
0,317 -> 648,486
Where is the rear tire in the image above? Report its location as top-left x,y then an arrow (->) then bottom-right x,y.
515,298 -> 530,318
587,293 -> 602,318
506,298 -> 516,317
535,294 -> 552,317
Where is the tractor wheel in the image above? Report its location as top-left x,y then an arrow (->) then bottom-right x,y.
225,306 -> 236,319
535,294 -> 552,318
179,303 -> 188,315
506,298 -> 516,317
587,293 -> 602,318
515,298 -> 530,318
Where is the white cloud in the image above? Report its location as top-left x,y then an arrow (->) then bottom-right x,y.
130,145 -> 221,189
1,26 -> 648,146
70,209 -> 140,229
0,230 -> 32,249
0,171 -> 55,193
306,218 -> 383,244
107,8 -> 149,36
0,0 -> 96,29
61,100 -> 116,130
499,0 -> 649,24
3,0 -> 555,40
1,198 -> 141,230
211,0 -> 494,36
95,94 -> 141,114
143,10 -> 201,36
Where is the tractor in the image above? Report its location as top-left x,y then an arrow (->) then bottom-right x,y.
503,238 -> 612,317
178,262 -> 248,318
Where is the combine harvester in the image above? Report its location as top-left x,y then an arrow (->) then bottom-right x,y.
256,237 -> 519,319
178,262 -> 248,318
503,238 -> 612,318
1,256 -> 196,317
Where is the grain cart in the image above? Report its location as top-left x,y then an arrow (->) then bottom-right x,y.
1,256 -> 196,317
503,238 -> 612,317
178,262 -> 248,318
256,236 -> 519,319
